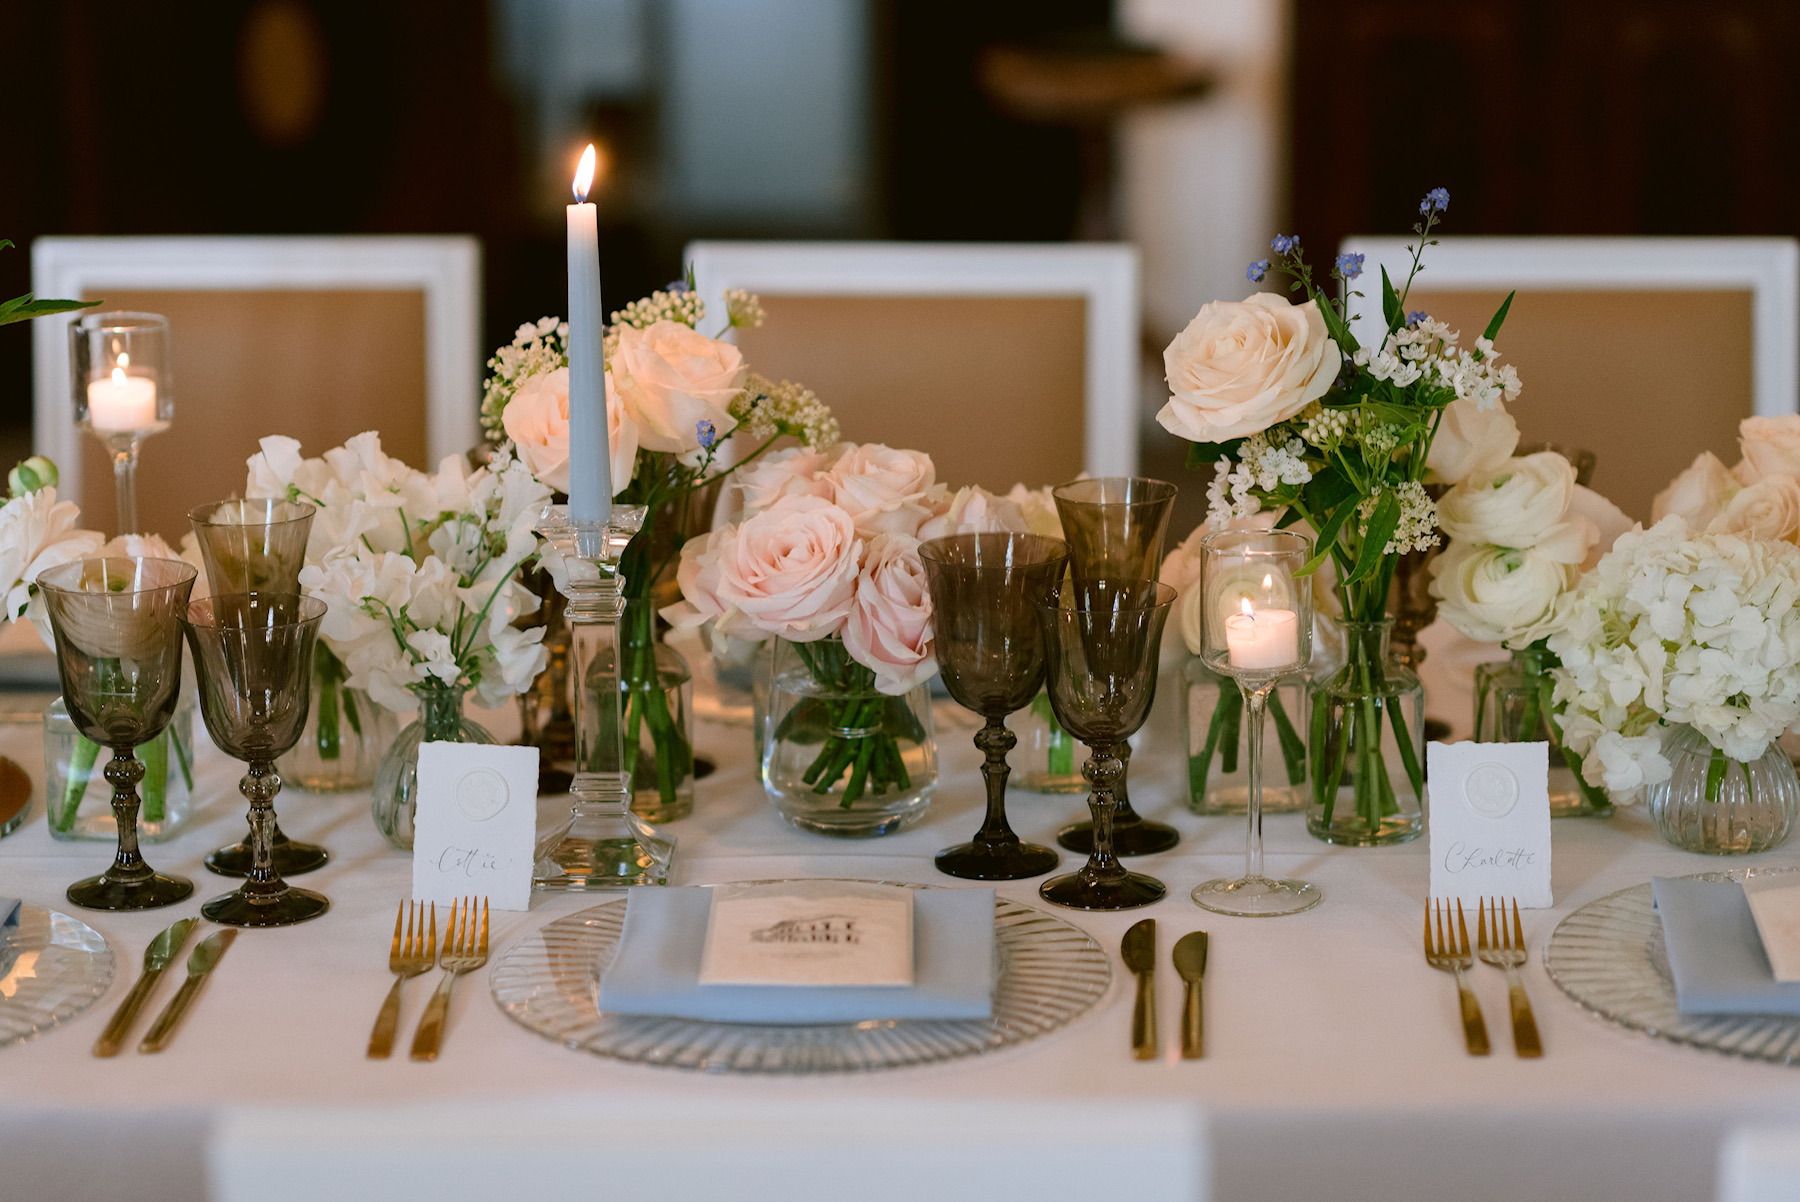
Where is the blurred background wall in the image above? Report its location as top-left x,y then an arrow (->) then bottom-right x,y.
1,0 -> 1793,526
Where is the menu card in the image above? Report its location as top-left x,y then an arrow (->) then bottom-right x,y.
1427,741 -> 1553,908
698,881 -> 914,987
1744,874 -> 1800,982
411,742 -> 540,912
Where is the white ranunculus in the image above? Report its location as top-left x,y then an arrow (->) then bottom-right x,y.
1425,397 -> 1520,484
1653,451 -> 1738,528
500,365 -> 638,496
1739,415 -> 1800,482
611,320 -> 748,453
1429,540 -> 1576,648
1437,452 -> 1577,549
1156,292 -> 1341,443
1708,474 -> 1800,543
0,487 -> 105,628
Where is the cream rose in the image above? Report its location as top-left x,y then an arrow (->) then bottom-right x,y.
1425,398 -> 1519,484
707,495 -> 862,642
1652,451 -> 1738,528
610,320 -> 747,453
1567,484 -> 1634,571
500,366 -> 638,496
1709,475 -> 1800,543
1739,415 -> 1800,481
915,485 -> 1026,542
825,443 -> 937,533
1437,452 -> 1577,549
1157,292 -> 1342,443
843,533 -> 936,694
1429,540 -> 1576,648
1006,482 -> 1064,539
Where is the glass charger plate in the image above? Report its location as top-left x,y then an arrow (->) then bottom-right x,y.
1544,866 -> 1800,1065
491,883 -> 1112,1074
0,904 -> 115,1048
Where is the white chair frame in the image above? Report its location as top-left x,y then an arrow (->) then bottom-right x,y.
1338,236 -> 1800,415
684,241 -> 1142,477
31,235 -> 483,503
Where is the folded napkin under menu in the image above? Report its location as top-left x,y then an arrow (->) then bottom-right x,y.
0,899 -> 17,928
1652,877 -> 1800,1015
597,886 -> 996,1024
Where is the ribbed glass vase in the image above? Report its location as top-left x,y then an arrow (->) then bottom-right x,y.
1646,724 -> 1798,855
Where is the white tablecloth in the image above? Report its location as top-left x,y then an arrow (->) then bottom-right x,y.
1,626 -> 1795,1202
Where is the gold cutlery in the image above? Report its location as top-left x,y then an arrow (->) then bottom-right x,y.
1424,898 -> 1489,1056
368,900 -> 436,1060
1478,897 -> 1543,1059
1172,930 -> 1208,1059
139,928 -> 236,1054
409,897 -> 488,1062
1122,918 -> 1156,1061
94,917 -> 196,1057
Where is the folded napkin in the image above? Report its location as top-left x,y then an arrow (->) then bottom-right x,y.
597,886 -> 995,1024
1653,876 -> 1800,1015
0,898 -> 17,930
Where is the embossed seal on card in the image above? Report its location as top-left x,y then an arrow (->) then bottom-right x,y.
1464,762 -> 1519,819
455,767 -> 510,822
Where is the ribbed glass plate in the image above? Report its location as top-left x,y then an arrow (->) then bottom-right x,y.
491,884 -> 1111,1073
0,904 -> 114,1048
1544,867 -> 1800,1065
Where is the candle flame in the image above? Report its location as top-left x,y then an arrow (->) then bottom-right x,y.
117,351 -> 130,369
573,144 -> 597,202
1239,597 -> 1255,618
110,366 -> 127,387
1262,573 -> 1273,590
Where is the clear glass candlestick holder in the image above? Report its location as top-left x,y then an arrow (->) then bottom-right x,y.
71,312 -> 172,535
1192,528 -> 1322,918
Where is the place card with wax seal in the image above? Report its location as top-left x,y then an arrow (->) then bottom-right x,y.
411,742 -> 540,912
1744,874 -> 1800,981
1426,741 -> 1553,909
698,881 -> 914,987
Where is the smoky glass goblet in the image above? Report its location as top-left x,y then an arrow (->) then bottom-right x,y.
920,532 -> 1068,880
189,497 -> 330,880
1037,578 -> 1176,911
1051,476 -> 1180,858
182,593 -> 331,926
38,557 -> 198,910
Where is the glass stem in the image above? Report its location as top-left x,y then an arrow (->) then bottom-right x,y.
111,442 -> 140,535
1243,681 -> 1273,881
240,759 -> 285,901
102,750 -> 149,883
972,715 -> 1020,851
1080,741 -> 1126,886
567,563 -> 630,824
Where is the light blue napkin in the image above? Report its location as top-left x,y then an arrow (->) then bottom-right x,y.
597,886 -> 995,1023
1652,876 -> 1800,1015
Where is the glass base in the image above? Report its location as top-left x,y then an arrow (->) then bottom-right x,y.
1192,875 -> 1321,917
206,835 -> 329,878
534,836 -> 670,889
1057,819 -> 1179,857
202,885 -> 331,927
67,869 -> 193,911
935,839 -> 1060,881
778,805 -> 929,838
1038,869 -> 1166,911
1306,806 -> 1424,847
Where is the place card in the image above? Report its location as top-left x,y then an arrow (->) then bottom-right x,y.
1427,741 -> 1553,909
698,881 -> 914,987
411,742 -> 540,912
1744,875 -> 1800,981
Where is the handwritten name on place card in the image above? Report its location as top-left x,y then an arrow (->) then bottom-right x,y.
1427,741 -> 1553,909
412,742 -> 540,912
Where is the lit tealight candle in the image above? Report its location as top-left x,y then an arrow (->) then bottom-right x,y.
86,356 -> 158,433
1225,597 -> 1299,670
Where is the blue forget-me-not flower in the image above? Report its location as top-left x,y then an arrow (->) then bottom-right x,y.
696,419 -> 717,450
1335,252 -> 1365,280
1247,259 -> 1270,283
1420,188 -> 1449,215
1271,234 -> 1299,255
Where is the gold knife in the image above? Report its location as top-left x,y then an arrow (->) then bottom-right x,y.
94,917 -> 196,1057
1122,919 -> 1157,1061
1173,931 -> 1209,1059
139,929 -> 235,1054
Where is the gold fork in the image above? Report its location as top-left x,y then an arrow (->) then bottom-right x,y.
1424,898 -> 1490,1056
1478,897 -> 1543,1059
368,901 -> 436,1059
410,897 -> 489,1062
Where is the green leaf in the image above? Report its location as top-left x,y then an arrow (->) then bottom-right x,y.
0,296 -> 101,326
1184,438 -> 1244,471
1294,493 -> 1356,577
1482,290 -> 1516,342
1315,300 -> 1359,358
1380,265 -> 1403,335
1344,490 -> 1400,585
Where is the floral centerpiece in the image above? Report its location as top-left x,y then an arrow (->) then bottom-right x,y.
480,284 -> 836,820
1156,188 -> 1525,844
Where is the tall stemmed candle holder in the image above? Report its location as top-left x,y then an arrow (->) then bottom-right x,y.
71,313 -> 172,535
531,503 -> 674,889
1193,528 -> 1321,917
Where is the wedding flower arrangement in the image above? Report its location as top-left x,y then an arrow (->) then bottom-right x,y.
1655,415 -> 1800,542
0,457 -> 104,629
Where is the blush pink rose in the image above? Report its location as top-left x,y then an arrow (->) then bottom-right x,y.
709,495 -> 862,642
501,366 -> 638,495
825,443 -> 936,534
843,533 -> 935,694
611,321 -> 747,453
722,444 -> 841,525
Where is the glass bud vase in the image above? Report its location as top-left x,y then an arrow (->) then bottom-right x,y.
1183,655 -> 1308,814
620,597 -> 694,824
1306,619 -> 1426,846
1646,724 -> 1799,854
1006,689 -> 1086,793
1473,645 -> 1611,818
277,646 -> 396,793
762,636 -> 936,836
44,694 -> 196,843
370,681 -> 496,851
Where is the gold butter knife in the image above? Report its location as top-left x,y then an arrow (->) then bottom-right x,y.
94,917 -> 196,1057
1122,919 -> 1157,1061
1173,931 -> 1209,1059
139,929 -> 235,1054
